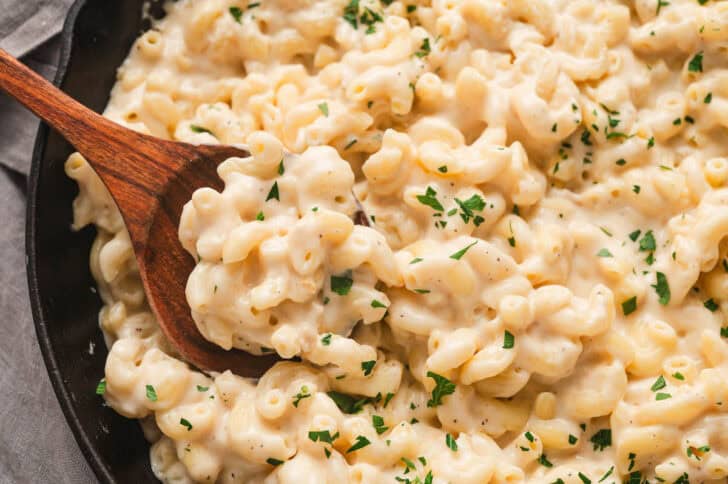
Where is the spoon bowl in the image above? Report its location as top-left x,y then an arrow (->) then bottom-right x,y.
0,48 -> 278,376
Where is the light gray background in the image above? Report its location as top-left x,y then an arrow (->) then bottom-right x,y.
1,0 -> 97,481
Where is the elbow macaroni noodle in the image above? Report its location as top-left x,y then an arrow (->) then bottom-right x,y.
65,0 -> 728,482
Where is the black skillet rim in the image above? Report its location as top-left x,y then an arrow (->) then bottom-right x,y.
25,0 -> 114,482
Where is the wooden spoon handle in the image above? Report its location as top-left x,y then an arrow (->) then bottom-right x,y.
0,48 -> 118,155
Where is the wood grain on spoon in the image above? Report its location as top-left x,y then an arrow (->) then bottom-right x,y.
0,48 -> 278,376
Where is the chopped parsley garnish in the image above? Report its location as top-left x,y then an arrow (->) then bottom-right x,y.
438,165 -> 448,173
633,185 -> 641,194
688,51 -> 704,73
321,333 -> 332,346
450,241 -> 477,260
721,327 -> 728,338
656,0 -> 670,14
648,137 -> 655,149
426,371 -> 455,407
503,330 -> 515,349
581,130 -> 592,146
673,372 -> 685,380
383,392 -> 394,407
371,299 -> 387,309
445,433 -> 458,451
638,230 -> 656,251
629,229 -> 641,242
327,391 -> 371,414
265,181 -> 280,201
455,194 -> 486,225
538,454 -> 553,467
318,102 -> 329,116
600,226 -> 613,237
342,0 -> 359,28
569,434 -> 578,445
652,272 -> 671,305
616,158 -> 626,166
361,360 -> 376,376
95,379 -> 106,395
196,385 -> 209,392
331,272 -> 353,295
415,38 -> 431,58
597,248 -> 613,258
589,429 -> 611,451
406,4 -> 417,12
190,124 -> 213,135
277,159 -> 284,175
293,386 -> 311,407
651,375 -> 666,392
255,211 -> 265,221
266,457 -> 284,466
410,257 -> 423,264
308,430 -> 339,444
229,6 -> 243,23
344,138 -> 357,150
145,384 -> 158,402
180,418 -> 193,431
687,445 -> 710,460
656,392 -> 672,400
525,431 -> 535,442
705,92 -> 713,103
598,466 -> 614,482
416,186 -> 444,212
622,296 -> 638,316
401,457 -> 416,473
247,2 -> 260,9
704,298 -> 719,312
578,473 -> 591,484
346,435 -> 371,453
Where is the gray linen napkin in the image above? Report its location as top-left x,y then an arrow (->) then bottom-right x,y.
0,0 -> 97,481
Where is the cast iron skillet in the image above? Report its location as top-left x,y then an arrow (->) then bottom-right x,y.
26,0 -> 167,482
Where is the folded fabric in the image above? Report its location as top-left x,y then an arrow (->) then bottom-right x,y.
0,0 -> 75,58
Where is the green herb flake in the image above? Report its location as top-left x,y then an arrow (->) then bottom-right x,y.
180,418 -> 193,431
705,92 -> 713,104
438,165 -> 448,173
265,181 -> 280,201
633,185 -> 641,194
578,473 -> 591,484
598,466 -> 614,483
343,0 -> 359,28
406,4 -> 417,12
445,433 -> 458,451
346,435 -> 371,453
589,429 -> 611,451
638,230 -> 656,251
321,333 -> 332,346
416,186 -> 444,212
409,257 -> 423,264
426,371 -> 455,407
651,375 -> 666,392
629,229 -> 642,242
652,271 -> 671,305
293,386 -> 311,407
503,330 -> 515,349
673,372 -> 685,380
229,6 -> 243,23
688,51 -> 704,73
721,327 -> 728,338
648,137 -> 655,149
266,457 -> 284,466
371,299 -> 387,309
331,272 -> 353,296
145,384 -> 158,402
616,158 -> 627,166
318,102 -> 329,116
190,124 -> 213,135
450,241 -> 477,260
415,38 -> 431,58
622,296 -> 638,316
704,298 -> 719,312
597,248 -> 613,258
569,434 -> 578,445
361,360 -> 376,376
256,211 -> 265,221
196,385 -> 209,392
656,392 -> 672,400
308,430 -> 339,444
538,454 -> 553,467
95,379 -> 106,395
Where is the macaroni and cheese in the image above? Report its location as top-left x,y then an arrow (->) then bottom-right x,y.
66,0 -> 728,482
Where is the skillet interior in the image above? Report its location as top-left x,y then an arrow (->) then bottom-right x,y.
26,0 -> 166,482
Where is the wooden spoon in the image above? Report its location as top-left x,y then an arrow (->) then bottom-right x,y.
0,49 -> 279,376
